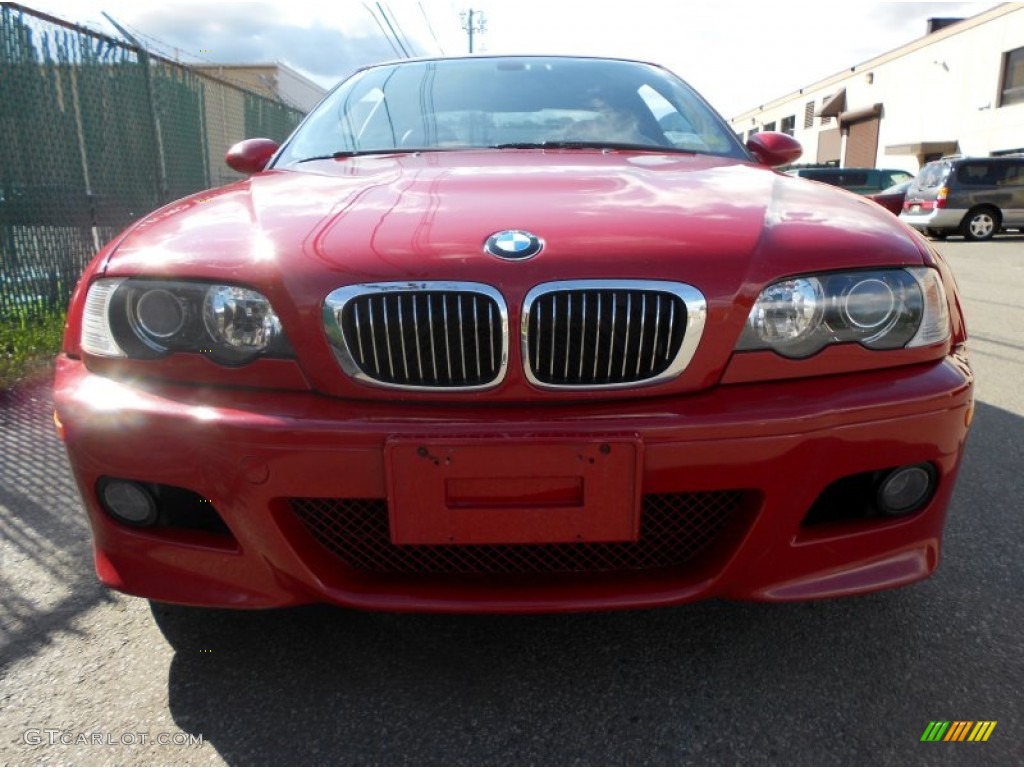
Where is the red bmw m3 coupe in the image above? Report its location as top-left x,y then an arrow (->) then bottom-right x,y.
54,56 -> 973,612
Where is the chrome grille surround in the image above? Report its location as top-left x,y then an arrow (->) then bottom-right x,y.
324,282 -> 509,391
521,280 -> 707,389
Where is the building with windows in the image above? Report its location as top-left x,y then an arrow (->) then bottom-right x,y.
729,4 -> 1024,173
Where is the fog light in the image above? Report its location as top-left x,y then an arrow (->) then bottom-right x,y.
99,479 -> 159,527
876,465 -> 935,516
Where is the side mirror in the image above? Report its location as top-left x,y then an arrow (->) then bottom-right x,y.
746,132 -> 803,168
225,138 -> 280,174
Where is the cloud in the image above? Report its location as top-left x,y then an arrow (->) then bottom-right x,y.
131,2 -> 419,85
700,1 -> 1000,115
24,0 -> 1002,117
473,1 -> 998,117
870,1 -> 990,36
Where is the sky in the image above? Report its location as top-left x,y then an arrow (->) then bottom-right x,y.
19,0 -> 1004,118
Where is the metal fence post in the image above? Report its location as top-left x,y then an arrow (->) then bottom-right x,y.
139,48 -> 169,206
102,13 -> 167,207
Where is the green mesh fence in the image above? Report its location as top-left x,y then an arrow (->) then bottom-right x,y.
245,91 -> 305,147
0,4 -> 306,323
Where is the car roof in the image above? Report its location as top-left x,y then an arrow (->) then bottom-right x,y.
929,155 -> 1023,165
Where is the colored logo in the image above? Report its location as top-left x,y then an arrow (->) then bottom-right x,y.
484,230 -> 543,260
920,721 -> 997,742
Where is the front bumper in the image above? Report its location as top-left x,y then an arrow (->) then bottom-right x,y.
54,352 -> 973,612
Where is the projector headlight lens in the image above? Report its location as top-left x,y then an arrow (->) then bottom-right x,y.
81,279 -> 291,365
737,268 -> 949,358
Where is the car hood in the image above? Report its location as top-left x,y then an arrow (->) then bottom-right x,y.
107,149 -> 925,283
103,150 -> 931,399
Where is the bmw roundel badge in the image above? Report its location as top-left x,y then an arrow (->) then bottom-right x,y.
484,230 -> 543,260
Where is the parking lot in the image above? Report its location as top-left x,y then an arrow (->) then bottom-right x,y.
1,237 -> 1021,766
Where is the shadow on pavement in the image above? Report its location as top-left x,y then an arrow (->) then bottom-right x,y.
0,376 -> 113,675
155,400 -> 1023,766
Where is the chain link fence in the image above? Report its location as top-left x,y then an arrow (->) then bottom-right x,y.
0,3 -> 306,323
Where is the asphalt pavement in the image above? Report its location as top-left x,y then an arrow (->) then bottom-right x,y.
1,236 -> 1021,766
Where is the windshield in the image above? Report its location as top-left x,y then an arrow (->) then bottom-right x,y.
914,161 -> 951,189
274,57 -> 747,165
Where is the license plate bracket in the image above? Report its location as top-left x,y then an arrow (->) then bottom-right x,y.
385,437 -> 642,545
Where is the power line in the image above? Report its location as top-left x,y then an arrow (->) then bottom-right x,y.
375,2 -> 412,58
380,2 -> 418,58
362,2 -> 405,58
418,2 -> 446,56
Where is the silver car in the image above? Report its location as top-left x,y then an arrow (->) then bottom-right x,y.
900,155 -> 1024,241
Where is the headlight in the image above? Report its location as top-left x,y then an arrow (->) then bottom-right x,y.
737,268 -> 949,358
81,279 -> 292,365
745,277 -> 824,345
203,285 -> 281,356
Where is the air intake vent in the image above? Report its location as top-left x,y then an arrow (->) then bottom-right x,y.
522,280 -> 706,388
324,283 -> 508,390
291,490 -> 748,574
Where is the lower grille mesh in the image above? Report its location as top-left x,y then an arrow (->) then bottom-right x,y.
291,491 -> 746,575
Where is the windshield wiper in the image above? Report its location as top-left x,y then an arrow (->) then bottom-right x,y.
292,142 -> 696,163
490,141 -> 693,153
293,149 -> 414,164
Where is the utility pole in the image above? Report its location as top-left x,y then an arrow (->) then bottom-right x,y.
460,8 -> 486,54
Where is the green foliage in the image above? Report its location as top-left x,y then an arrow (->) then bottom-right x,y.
0,310 -> 66,391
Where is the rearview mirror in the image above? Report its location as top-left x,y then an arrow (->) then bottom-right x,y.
746,132 -> 803,168
225,138 -> 280,174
